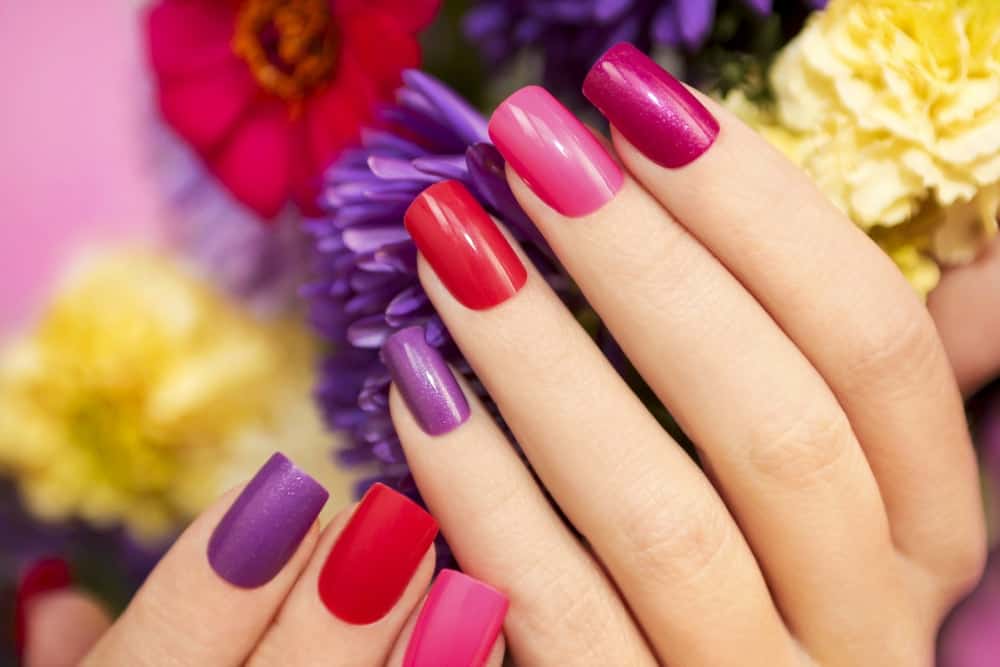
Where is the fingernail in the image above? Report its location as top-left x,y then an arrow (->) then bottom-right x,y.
583,42 -> 719,168
489,85 -> 623,217
208,452 -> 328,588
15,557 -> 73,658
318,483 -> 438,624
404,180 -> 527,310
382,326 -> 470,436
403,569 -> 509,667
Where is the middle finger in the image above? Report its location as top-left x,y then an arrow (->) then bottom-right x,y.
404,180 -> 795,666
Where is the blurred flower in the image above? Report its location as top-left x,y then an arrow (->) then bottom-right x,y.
304,70 -> 567,500
464,0 -> 826,97
145,0 -> 440,219
0,251 -> 348,541
736,0 -> 1000,292
938,548 -> 1000,667
156,125 -> 311,317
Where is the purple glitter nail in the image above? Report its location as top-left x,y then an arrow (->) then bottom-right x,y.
207,452 -> 328,588
381,327 -> 471,436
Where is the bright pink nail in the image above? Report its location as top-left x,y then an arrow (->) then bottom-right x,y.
403,569 -> 508,667
489,85 -> 623,217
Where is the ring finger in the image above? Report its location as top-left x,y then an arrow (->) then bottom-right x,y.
486,82 -> 913,661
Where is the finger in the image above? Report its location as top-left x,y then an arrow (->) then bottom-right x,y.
381,327 -> 653,665
25,590 -> 111,667
385,569 -> 508,667
929,236 -> 1000,397
583,43 -> 984,588
403,181 -> 796,666
249,483 -> 437,666
488,84 -> 917,661
84,452 -> 328,666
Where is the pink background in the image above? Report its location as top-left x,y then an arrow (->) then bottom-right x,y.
0,1 -> 166,331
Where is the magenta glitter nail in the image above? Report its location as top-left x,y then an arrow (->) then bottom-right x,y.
583,42 -> 719,168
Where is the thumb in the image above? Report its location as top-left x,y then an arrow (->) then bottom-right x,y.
16,559 -> 112,667
928,236 -> 1000,397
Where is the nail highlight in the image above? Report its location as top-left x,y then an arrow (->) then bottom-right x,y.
404,180 -> 527,310
403,569 -> 509,667
382,326 -> 470,436
318,483 -> 438,624
489,85 -> 623,217
208,452 -> 328,588
583,42 -> 719,168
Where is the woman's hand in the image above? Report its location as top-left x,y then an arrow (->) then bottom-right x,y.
384,43 -> 987,666
19,453 -> 508,667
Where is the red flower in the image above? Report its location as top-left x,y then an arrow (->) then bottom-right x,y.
146,0 -> 439,219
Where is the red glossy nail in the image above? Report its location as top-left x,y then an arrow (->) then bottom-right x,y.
318,483 -> 438,624
404,180 -> 527,310
14,557 -> 73,658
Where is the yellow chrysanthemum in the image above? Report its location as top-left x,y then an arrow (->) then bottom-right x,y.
731,0 -> 1000,294
0,251 -> 350,540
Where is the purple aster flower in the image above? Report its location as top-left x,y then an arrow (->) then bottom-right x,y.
464,0 -> 828,97
304,70 -> 570,511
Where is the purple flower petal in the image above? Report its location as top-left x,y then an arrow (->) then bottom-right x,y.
368,156 -> 440,182
676,0 -> 716,48
402,70 -> 490,146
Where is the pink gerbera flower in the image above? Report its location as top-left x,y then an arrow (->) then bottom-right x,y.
146,0 -> 439,219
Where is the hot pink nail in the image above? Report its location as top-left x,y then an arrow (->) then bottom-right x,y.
584,42 -> 719,168
489,85 -> 623,217
403,569 -> 508,667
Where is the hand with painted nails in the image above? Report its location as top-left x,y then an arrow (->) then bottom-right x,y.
17,453 -> 508,667
382,42 -> 986,666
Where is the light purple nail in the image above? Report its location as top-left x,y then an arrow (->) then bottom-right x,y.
583,42 -> 720,168
381,327 -> 470,436
208,452 -> 328,588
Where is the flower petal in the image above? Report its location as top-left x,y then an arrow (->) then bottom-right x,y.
146,0 -> 238,78
676,0 -> 716,48
340,9 -> 421,95
210,102 -> 294,219
306,55 -> 373,174
335,0 -> 440,32
158,62 -> 258,153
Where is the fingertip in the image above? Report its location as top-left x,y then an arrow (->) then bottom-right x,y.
24,590 -> 111,667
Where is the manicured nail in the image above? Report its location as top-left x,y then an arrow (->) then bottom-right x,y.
15,557 -> 73,658
583,42 -> 719,168
489,85 -> 623,217
382,326 -> 470,436
403,570 -> 509,667
404,180 -> 527,310
318,483 -> 438,624
208,452 -> 328,588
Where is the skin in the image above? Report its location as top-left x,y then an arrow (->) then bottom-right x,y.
24,90 -> 989,665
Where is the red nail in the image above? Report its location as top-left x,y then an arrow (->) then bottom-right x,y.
318,484 -> 438,624
404,180 -> 527,310
14,557 -> 73,658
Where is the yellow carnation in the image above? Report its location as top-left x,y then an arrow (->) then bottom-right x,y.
0,251 -> 349,540
734,0 -> 1000,293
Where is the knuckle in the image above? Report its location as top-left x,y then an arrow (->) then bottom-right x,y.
745,401 -> 855,485
507,561 -> 638,666
940,523 -> 989,598
846,303 -> 941,387
614,486 -> 733,587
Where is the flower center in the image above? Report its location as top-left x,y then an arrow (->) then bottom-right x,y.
233,0 -> 337,101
